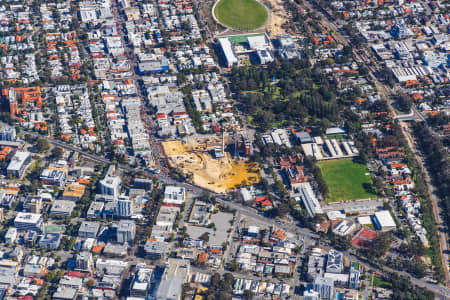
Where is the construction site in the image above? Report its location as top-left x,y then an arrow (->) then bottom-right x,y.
263,0 -> 291,36
162,134 -> 260,194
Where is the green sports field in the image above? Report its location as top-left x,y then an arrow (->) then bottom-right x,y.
318,158 -> 377,203
44,224 -> 66,233
214,0 -> 268,31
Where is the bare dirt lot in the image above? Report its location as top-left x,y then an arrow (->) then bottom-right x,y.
163,139 -> 260,194
263,0 -> 290,36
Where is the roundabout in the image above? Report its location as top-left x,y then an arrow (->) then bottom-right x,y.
213,0 -> 269,31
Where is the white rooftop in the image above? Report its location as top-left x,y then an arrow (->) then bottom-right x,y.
15,212 -> 41,224
374,210 -> 396,229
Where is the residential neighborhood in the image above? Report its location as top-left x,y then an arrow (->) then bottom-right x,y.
0,0 -> 448,299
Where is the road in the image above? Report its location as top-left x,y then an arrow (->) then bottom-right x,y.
110,0 -> 171,176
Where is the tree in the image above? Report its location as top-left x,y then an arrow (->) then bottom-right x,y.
87,279 -> 95,288
199,232 -> 209,242
45,271 -> 55,282
397,93 -> 413,113
229,260 -> 239,271
51,147 -> 64,160
205,273 -> 233,300
243,290 -> 253,300
364,232 -> 392,258
36,138 -> 50,153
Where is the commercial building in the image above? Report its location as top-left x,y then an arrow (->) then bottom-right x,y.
130,264 -> 155,298
50,200 -> 76,216
23,264 -> 48,278
155,259 -> 190,300
78,221 -> 100,238
103,242 -> 128,257
117,219 -> 136,244
23,196 -> 43,213
390,66 -> 429,83
40,169 -> 66,188
62,184 -> 86,201
324,272 -> 349,287
163,186 -> 185,206
303,290 -> 320,300
14,212 -> 43,232
374,210 -> 397,231
4,227 -> 17,244
53,286 -> 77,300
87,201 -> 104,218
59,276 -> 83,290
116,195 -> 133,217
76,251 -> 93,272
98,165 -> 121,199
38,233 -> 62,249
134,178 -> 153,190
144,240 -> 167,259
138,57 -> 170,74
95,258 -> 128,276
0,127 -> 16,141
6,151 -> 31,178
349,263 -> 361,289
326,250 -> 343,273
313,277 -> 334,300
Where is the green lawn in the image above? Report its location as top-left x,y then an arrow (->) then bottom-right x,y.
214,0 -> 268,30
372,275 -> 392,289
318,158 -> 377,203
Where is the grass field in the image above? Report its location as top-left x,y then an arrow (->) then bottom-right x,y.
214,0 -> 268,30
372,275 -> 392,289
318,158 -> 377,203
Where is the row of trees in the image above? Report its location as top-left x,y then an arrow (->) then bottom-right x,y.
388,273 -> 434,300
413,123 -> 450,238
389,122 -> 446,281
303,156 -> 329,199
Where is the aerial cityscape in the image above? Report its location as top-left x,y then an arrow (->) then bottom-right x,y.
0,0 -> 448,299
